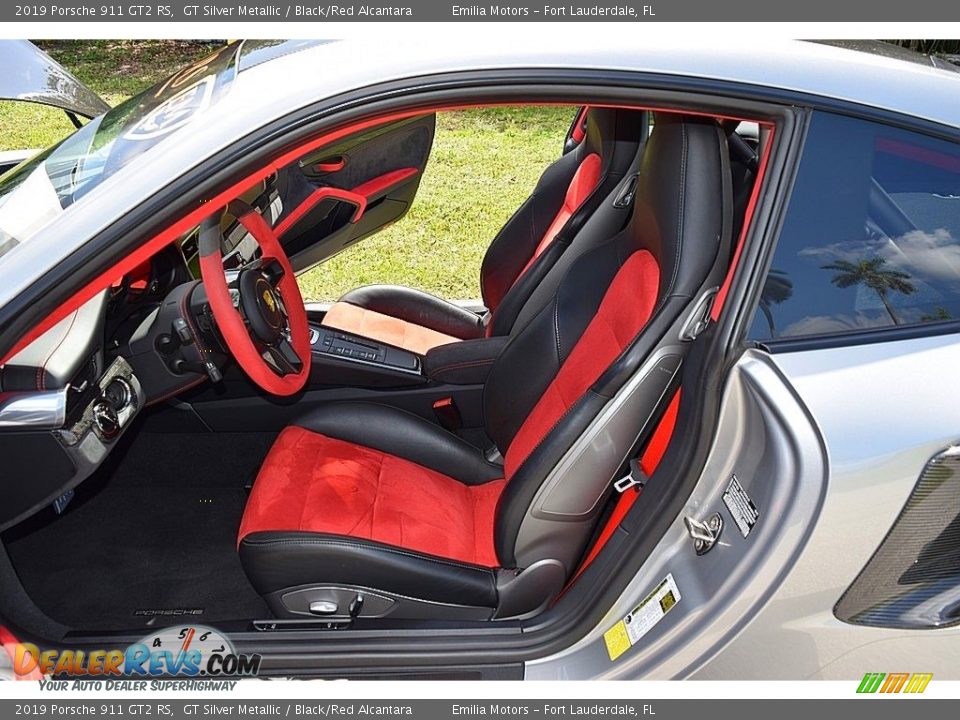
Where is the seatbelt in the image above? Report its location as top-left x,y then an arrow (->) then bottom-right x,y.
574,390 -> 682,577
432,396 -> 462,432
570,126 -> 773,580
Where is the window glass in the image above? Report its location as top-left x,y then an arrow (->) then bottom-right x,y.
0,44 -> 239,259
749,112 -> 960,342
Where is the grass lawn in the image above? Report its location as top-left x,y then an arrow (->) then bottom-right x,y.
0,41 -> 571,301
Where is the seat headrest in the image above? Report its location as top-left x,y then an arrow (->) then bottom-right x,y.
631,112 -> 731,301
580,107 -> 649,173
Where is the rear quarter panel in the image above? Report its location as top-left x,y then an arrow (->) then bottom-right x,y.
696,334 -> 960,679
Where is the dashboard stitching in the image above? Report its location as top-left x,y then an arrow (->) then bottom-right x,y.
36,309 -> 79,390
145,375 -> 206,407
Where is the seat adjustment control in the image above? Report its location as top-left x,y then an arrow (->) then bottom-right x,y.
308,600 -> 339,616
349,594 -> 364,618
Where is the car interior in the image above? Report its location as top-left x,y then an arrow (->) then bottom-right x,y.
0,103 -> 768,637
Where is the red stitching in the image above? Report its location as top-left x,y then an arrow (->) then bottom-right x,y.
179,281 -> 209,359
432,358 -> 496,374
145,375 -> 206,407
36,310 -> 78,390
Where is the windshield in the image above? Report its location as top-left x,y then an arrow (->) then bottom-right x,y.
0,43 -> 241,260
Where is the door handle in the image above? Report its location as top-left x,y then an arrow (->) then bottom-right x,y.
312,156 -> 346,173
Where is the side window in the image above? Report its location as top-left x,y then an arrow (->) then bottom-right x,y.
749,112 -> 960,343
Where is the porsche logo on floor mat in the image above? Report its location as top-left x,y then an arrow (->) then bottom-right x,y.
133,608 -> 204,617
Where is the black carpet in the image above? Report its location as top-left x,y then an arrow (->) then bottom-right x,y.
3,431 -> 274,631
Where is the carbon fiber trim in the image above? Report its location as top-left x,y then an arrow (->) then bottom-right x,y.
835,445 -> 960,629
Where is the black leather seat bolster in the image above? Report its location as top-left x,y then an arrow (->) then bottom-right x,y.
240,532 -> 499,606
291,401 -> 503,486
423,336 -> 509,385
337,285 -> 485,340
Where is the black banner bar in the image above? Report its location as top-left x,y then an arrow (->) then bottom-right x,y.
6,0 -> 960,22
2,699 -> 960,720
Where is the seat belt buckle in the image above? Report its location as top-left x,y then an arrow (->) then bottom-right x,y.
432,397 -> 462,432
613,458 -> 647,493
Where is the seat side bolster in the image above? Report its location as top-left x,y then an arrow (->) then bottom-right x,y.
292,401 -> 503,486
239,532 -> 498,607
480,150 -> 581,311
338,285 -> 484,340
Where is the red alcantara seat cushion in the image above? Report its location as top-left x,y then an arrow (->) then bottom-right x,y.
238,426 -> 505,567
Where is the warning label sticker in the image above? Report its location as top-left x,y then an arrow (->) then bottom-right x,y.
603,573 -> 681,661
722,475 -> 759,538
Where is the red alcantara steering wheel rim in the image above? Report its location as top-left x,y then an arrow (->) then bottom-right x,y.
198,204 -> 311,396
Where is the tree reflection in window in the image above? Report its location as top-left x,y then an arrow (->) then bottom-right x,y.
758,269 -> 793,338
821,257 -> 916,325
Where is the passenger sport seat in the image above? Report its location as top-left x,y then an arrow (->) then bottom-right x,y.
320,108 -> 648,354
238,114 -> 732,620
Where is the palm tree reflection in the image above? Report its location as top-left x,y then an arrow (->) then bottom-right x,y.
759,269 -> 793,338
821,257 -> 916,325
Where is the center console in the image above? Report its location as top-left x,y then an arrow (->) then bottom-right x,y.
307,324 -> 425,387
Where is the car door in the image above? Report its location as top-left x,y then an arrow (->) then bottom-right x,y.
0,41 -> 109,174
269,114 -> 436,273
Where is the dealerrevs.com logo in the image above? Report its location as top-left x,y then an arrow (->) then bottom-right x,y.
857,672 -> 933,694
11,625 -> 261,682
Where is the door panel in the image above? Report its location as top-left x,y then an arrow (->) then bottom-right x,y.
526,349 -> 828,679
273,114 -> 436,273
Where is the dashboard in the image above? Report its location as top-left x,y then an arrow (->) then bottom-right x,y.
0,195 -> 261,531
0,289 -> 146,530
0,137 -> 426,531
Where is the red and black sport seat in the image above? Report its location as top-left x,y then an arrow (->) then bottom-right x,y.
320,108 -> 648,354
238,114 -> 732,620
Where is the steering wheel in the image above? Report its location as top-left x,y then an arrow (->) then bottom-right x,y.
198,200 -> 311,396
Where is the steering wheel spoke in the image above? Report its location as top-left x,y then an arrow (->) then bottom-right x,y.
264,337 -> 304,377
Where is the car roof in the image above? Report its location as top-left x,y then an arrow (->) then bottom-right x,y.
815,39 -> 960,73
230,37 -> 960,129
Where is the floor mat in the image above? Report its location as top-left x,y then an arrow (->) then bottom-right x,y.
3,432 -> 274,630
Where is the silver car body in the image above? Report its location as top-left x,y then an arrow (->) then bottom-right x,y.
1,38 -> 959,680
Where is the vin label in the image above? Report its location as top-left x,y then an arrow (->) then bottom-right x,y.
723,475 -> 759,538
